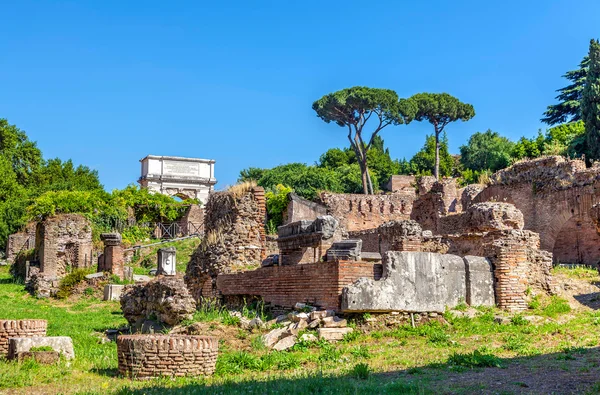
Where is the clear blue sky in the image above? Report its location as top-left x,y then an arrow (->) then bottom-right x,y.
1,1 -> 598,191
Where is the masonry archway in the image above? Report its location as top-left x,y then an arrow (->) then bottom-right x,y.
551,214 -> 600,265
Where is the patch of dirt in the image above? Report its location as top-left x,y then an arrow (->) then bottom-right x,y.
420,347 -> 600,394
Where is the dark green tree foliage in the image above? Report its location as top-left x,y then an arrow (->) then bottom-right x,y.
28,158 -> 103,195
542,56 -> 589,125
0,119 -> 42,184
410,93 -> 475,179
459,130 -> 514,172
238,167 -> 266,183
312,86 -> 415,194
583,39 -> 600,162
409,134 -> 455,177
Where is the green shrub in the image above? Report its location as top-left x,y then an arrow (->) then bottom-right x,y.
318,344 -> 342,363
56,269 -> 90,299
542,296 -> 571,318
222,312 -> 241,326
447,349 -> 503,369
350,345 -> 371,359
510,314 -> 529,326
350,362 -> 370,380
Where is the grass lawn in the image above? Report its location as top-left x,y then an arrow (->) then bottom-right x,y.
1,265 -> 600,394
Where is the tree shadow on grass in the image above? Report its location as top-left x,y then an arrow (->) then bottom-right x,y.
113,347 -> 600,395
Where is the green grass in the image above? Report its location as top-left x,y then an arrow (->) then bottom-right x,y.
0,264 -> 599,394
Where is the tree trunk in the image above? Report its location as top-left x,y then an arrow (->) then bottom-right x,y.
360,161 -> 369,194
434,130 -> 440,180
366,167 -> 374,194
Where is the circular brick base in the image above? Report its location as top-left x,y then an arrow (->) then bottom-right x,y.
0,319 -> 47,356
117,334 -> 218,378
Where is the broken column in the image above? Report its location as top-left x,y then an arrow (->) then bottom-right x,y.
157,247 -> 176,276
100,233 -> 124,279
378,220 -> 423,253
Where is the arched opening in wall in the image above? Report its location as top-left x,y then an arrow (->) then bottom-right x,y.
552,216 -> 600,266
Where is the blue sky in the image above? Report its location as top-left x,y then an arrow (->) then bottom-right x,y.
1,1 -> 598,191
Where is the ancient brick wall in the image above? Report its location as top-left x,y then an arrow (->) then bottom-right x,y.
35,214 -> 93,279
216,261 -> 383,311
472,156 -> 600,265
0,320 -> 47,356
320,192 -> 415,232
6,222 -> 37,264
347,229 -> 379,252
186,186 -> 266,301
178,204 -> 204,234
117,335 -> 218,378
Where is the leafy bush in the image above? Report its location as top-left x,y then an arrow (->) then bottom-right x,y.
542,296 -> 571,318
350,345 -> 371,359
447,349 -> 503,369
265,184 -> 292,233
350,362 -> 370,380
56,269 -> 90,299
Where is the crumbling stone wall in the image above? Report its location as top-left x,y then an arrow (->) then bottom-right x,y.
321,191 -> 415,233
0,320 -> 47,357
6,222 -> 37,264
472,156 -> 600,265
385,175 -> 416,193
185,186 -> 266,301
117,335 -> 218,378
121,276 -> 196,327
35,214 -> 93,278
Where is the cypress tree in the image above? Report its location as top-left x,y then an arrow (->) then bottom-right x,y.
582,39 -> 600,162
542,56 -> 589,125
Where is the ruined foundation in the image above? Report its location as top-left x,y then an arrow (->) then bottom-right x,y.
117,335 -> 218,378
0,319 -> 47,357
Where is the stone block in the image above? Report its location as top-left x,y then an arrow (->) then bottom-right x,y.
262,328 -> 287,348
326,239 -> 362,261
157,247 -> 176,276
272,335 -> 296,351
103,284 -> 125,301
317,327 -> 353,341
8,336 -> 75,360
341,251 -> 467,313
15,350 -> 60,364
322,316 -> 347,328
300,333 -> 317,342
309,310 -> 335,321
464,256 -> 495,306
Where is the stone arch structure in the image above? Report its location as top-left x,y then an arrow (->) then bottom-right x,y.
472,157 -> 600,265
139,155 -> 217,205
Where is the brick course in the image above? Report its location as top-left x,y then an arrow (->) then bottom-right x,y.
0,320 -> 47,357
217,261 -> 382,311
117,335 -> 218,378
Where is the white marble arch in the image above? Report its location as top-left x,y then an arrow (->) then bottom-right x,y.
138,155 -> 217,205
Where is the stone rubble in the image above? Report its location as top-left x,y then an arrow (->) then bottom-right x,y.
261,307 -> 353,350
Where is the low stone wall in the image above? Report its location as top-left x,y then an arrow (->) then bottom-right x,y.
347,229 -> 379,253
117,335 -> 218,378
217,261 -> 383,311
0,319 -> 47,356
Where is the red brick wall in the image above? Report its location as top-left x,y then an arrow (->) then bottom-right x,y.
0,320 -> 47,356
321,192 -> 415,232
216,262 -> 382,311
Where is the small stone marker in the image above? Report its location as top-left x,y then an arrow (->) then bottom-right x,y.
103,284 -> 124,301
157,247 -> 176,276
8,336 -> 75,360
317,327 -> 353,341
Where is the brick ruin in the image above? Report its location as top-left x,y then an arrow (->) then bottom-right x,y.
0,320 -> 47,357
5,222 -> 36,264
185,184 -> 267,300
34,214 -> 93,278
184,157 -> 597,314
468,156 -> 600,266
117,335 -> 218,378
